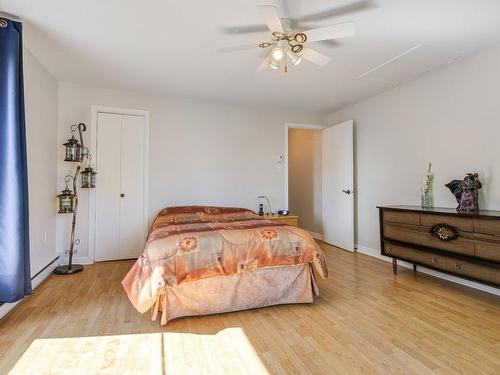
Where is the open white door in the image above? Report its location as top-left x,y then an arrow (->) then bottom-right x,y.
322,120 -> 354,251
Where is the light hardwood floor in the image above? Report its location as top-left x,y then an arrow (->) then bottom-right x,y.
1,242 -> 500,374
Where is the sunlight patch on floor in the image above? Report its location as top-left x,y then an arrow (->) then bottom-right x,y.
9,328 -> 269,375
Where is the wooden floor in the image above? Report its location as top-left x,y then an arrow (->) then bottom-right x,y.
1,242 -> 500,374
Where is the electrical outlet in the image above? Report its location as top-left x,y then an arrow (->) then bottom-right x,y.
44,231 -> 47,243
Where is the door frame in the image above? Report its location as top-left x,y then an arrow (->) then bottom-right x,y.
284,122 -> 327,211
89,105 -> 150,263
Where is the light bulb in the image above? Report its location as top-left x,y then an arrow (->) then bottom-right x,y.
271,47 -> 284,61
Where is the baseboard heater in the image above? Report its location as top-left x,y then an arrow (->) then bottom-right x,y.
0,256 -> 60,316
31,256 -> 60,281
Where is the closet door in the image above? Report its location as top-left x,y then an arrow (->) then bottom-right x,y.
95,112 -> 146,261
95,113 -> 123,261
119,115 -> 146,259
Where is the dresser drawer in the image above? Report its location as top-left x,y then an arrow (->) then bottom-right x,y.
263,216 -> 299,227
384,243 -> 447,269
383,225 -> 421,246
474,218 -> 500,236
474,241 -> 500,262
446,259 -> 500,286
421,213 -> 473,232
383,210 -> 420,225
420,232 -> 475,257
277,217 -> 298,227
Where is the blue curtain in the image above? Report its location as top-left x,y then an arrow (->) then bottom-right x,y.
0,18 -> 32,303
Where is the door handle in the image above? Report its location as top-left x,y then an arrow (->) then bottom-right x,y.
120,193 -> 125,198
342,189 -> 351,195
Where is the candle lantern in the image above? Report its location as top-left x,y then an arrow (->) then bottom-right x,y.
63,135 -> 82,162
57,183 -> 75,214
81,166 -> 97,188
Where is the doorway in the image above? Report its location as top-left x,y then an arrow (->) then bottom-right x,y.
285,121 -> 354,251
286,125 -> 323,239
89,106 -> 150,262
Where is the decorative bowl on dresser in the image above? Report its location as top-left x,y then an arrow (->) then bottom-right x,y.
378,205 -> 500,286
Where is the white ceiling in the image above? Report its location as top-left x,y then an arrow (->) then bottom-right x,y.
1,0 -> 500,113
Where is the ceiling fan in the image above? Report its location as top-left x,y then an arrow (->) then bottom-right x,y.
218,5 -> 356,73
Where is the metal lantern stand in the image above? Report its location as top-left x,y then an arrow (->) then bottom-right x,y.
55,123 -> 96,275
54,167 -> 83,274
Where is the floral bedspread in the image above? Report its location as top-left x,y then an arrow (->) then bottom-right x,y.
122,206 -> 328,313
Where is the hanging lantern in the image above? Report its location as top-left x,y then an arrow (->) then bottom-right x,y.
57,184 -> 75,214
81,166 -> 97,188
63,135 -> 82,162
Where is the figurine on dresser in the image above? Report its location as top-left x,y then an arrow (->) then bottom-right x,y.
445,173 -> 482,213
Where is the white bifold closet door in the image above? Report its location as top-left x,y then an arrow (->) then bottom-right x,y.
95,112 -> 146,261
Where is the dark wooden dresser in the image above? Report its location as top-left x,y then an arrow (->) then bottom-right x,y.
378,205 -> 500,286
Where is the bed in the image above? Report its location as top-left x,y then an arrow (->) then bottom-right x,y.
122,206 -> 328,325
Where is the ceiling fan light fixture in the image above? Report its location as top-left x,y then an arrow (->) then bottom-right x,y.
294,32 -> 307,44
221,5 -> 355,74
269,58 -> 281,70
271,47 -> 284,61
287,50 -> 302,66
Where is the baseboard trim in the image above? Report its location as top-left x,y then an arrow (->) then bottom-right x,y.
356,245 -> 500,296
0,256 -> 61,320
61,256 -> 94,265
308,231 -> 323,240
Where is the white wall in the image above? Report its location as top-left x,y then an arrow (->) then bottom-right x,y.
288,128 -> 322,234
24,47 -> 59,275
328,44 -> 500,253
57,82 -> 325,261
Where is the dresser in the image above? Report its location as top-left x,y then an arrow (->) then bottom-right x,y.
378,205 -> 500,286
262,214 -> 299,227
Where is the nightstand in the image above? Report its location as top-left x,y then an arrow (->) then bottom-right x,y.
262,214 -> 299,227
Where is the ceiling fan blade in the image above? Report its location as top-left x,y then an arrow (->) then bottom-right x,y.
301,47 -> 331,66
220,24 -> 269,35
258,5 -> 284,33
217,43 -> 260,54
305,22 -> 356,42
298,0 -> 375,22
316,39 -> 342,49
256,53 -> 272,73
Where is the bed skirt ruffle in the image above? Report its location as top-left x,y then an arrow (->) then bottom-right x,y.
151,264 -> 318,325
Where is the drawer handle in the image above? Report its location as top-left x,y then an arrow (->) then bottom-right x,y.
432,257 -> 439,264
455,263 -> 462,270
386,247 -> 392,253
430,224 -> 458,241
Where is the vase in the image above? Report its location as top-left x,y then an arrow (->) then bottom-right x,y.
421,190 -> 433,208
